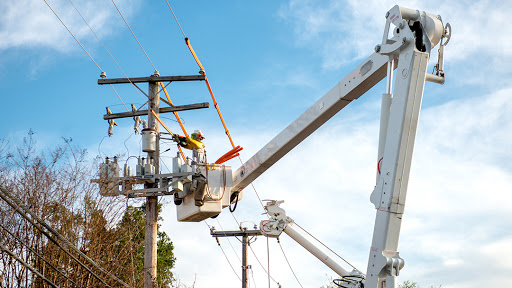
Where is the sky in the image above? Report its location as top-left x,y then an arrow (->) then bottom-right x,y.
1,0 -> 512,287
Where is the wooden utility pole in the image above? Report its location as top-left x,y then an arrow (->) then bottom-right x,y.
144,75 -> 160,287
211,228 -> 262,288
96,72 -> 207,288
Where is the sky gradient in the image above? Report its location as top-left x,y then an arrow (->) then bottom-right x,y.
1,0 -> 511,287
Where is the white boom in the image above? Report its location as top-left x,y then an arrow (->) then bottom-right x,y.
260,200 -> 364,288
171,4 -> 450,288
246,5 -> 449,288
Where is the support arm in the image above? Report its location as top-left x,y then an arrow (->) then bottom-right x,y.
260,200 -> 364,287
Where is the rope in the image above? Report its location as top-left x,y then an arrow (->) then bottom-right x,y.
277,238 -> 304,288
111,0 -> 157,72
294,222 -> 361,273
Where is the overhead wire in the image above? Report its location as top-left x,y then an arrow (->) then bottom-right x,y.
214,219 -> 242,263
43,0 -> 101,71
164,0 -> 186,38
0,243 -> 58,288
204,221 -> 242,282
277,238 -> 304,288
43,0 -> 129,111
0,186 -> 131,287
294,222 -> 360,273
0,186 -> 114,287
67,0 -> 146,103
161,7 -> 279,287
162,0 -> 269,222
0,221 -> 81,287
163,1 -> 237,149
111,0 -> 157,72
249,244 -> 279,285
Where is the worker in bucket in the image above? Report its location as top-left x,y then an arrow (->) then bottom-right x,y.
173,130 -> 206,163
173,130 -> 207,206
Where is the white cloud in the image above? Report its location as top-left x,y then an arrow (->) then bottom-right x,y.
278,0 -> 512,75
0,0 -> 140,52
161,80 -> 512,287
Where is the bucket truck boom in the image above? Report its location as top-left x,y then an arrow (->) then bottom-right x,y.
245,5 -> 449,288
174,4 -> 450,288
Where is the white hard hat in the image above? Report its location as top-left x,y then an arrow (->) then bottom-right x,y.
192,130 -> 205,140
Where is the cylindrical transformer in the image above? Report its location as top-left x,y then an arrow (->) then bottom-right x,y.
141,128 -> 157,152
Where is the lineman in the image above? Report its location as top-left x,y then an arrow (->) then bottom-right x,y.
173,130 -> 207,206
173,130 -> 206,164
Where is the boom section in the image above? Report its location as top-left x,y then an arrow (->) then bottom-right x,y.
231,52 -> 391,192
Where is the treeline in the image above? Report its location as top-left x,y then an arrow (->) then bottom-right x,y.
0,134 -> 175,287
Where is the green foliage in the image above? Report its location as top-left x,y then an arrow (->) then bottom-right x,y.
0,133 -> 176,288
400,280 -> 442,288
400,280 -> 420,288
116,203 -> 176,287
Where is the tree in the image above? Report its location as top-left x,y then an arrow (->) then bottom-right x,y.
0,133 -> 176,287
116,204 -> 176,287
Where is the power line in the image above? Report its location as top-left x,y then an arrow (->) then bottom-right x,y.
218,240 -> 242,282
42,0 -> 102,72
0,187 -> 112,287
67,0 -> 146,104
204,221 -> 242,282
213,219 -> 242,263
0,186 -> 130,287
43,0 -> 129,111
161,0 -> 270,224
109,84 -> 129,111
277,238 -> 304,288
164,0 -> 186,38
111,0 -> 157,72
0,221 -> 82,287
249,244 -> 279,285
294,222 -> 361,273
0,243 -> 58,288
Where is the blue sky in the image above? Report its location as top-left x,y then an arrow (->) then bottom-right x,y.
1,0 -> 512,287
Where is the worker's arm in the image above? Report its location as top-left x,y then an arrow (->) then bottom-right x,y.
173,135 -> 204,150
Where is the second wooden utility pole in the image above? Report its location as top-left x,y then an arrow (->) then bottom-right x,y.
211,227 -> 262,288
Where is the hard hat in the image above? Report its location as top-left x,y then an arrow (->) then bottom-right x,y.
192,130 -> 205,140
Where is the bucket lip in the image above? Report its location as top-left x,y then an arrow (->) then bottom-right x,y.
141,128 -> 157,133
